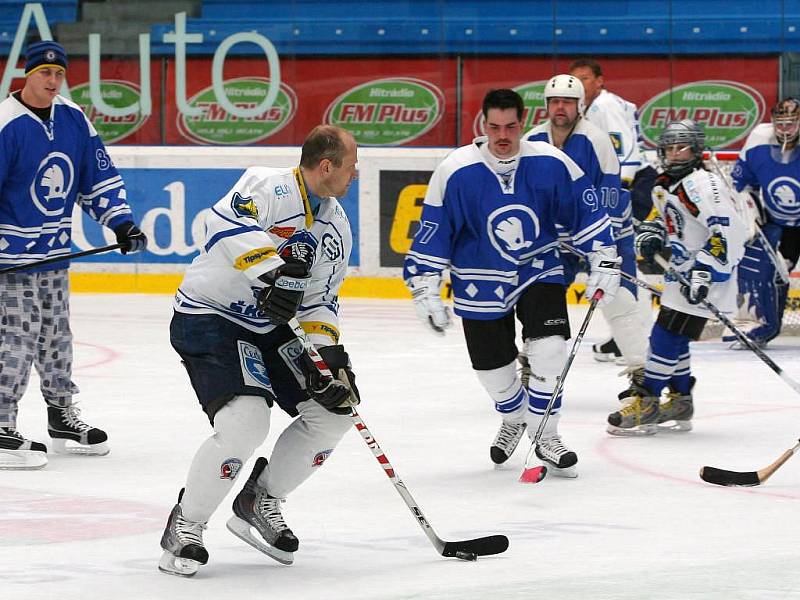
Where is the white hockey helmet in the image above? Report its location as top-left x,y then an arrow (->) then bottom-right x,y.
544,74 -> 586,115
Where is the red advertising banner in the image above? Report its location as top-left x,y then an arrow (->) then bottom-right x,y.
461,56 -> 779,149
164,57 -> 458,146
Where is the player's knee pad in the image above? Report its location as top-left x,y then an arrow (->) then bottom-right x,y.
523,335 -> 566,380
602,287 -> 649,366
296,398 -> 351,447
213,394 -> 271,456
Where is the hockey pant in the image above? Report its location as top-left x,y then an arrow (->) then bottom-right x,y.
180,395 -> 350,523
737,223 -> 788,344
0,269 -> 79,428
475,336 -> 566,434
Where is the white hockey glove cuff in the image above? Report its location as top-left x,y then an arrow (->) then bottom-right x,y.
406,274 -> 452,335
586,246 -> 622,306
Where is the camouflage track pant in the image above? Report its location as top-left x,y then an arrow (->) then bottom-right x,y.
0,269 -> 79,428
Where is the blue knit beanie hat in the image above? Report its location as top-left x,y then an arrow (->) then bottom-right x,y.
25,40 -> 68,75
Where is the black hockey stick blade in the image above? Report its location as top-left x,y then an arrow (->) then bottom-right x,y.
699,466 -> 760,487
442,535 -> 509,558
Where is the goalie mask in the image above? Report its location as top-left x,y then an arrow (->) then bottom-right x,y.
544,74 -> 585,116
771,98 -> 800,148
657,119 -> 706,178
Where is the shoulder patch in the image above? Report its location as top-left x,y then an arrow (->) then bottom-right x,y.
608,132 -> 623,156
232,191 -> 258,219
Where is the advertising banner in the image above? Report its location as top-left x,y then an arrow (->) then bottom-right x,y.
165,57 -> 457,146
73,167 -> 360,266
379,170 -> 433,268
461,56 -> 778,148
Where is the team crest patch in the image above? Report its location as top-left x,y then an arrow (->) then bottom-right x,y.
269,225 -> 296,239
312,449 -> 333,467
220,458 -> 243,480
232,191 -> 258,219
609,132 -> 623,155
237,340 -> 273,391
706,230 -> 728,264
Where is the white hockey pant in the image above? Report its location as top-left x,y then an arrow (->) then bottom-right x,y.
601,287 -> 649,368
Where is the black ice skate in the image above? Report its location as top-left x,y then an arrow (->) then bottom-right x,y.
0,427 -> 47,470
159,488 -> 209,577
607,383 -> 660,436
592,338 -> 623,364
47,402 -> 109,455
490,421 -> 527,465
535,435 -> 578,478
226,457 -> 299,565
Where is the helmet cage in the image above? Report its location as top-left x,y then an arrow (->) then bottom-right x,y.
771,98 -> 800,145
657,120 -> 706,176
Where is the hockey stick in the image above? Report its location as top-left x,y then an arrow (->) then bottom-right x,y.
286,317 -> 509,560
654,254 -> 800,395
519,289 -> 603,484
700,440 -> 800,487
0,243 -> 124,275
706,152 -> 790,284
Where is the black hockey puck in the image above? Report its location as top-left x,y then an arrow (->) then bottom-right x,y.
455,550 -> 478,562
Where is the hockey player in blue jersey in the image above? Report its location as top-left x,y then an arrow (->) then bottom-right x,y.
404,89 -> 621,477
0,41 -> 147,469
730,98 -> 800,346
526,74 -> 649,398
608,120 -> 747,435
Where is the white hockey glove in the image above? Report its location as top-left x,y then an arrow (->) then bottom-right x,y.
680,265 -> 712,305
406,274 -> 451,335
586,246 -> 622,306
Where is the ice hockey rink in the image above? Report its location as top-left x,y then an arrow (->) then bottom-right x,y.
4,293 -> 800,600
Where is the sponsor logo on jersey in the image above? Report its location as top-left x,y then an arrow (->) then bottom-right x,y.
301,321 -> 341,343
31,152 -> 74,216
231,191 -> 258,219
640,80 -> 765,149
280,237 -> 316,264
674,184 -> 700,217
234,246 -> 277,270
269,225 -> 296,239
487,204 -> 541,264
321,232 -> 342,261
609,131 -> 623,156
220,458 -> 243,480
664,204 -> 685,239
237,340 -> 274,390
323,77 -> 444,146
312,449 -> 333,467
177,77 -> 297,145
766,177 -> 800,220
706,230 -> 728,264
72,80 -> 148,143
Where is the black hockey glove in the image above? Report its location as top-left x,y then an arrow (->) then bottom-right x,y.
635,220 -> 667,264
680,265 -> 712,305
113,222 -> 148,254
299,349 -> 353,415
257,258 -> 311,325
318,344 -> 360,405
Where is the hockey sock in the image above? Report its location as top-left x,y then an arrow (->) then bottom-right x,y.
669,350 -> 692,394
263,399 -> 351,498
474,360 -> 527,420
643,324 -> 689,397
522,336 -> 566,422
181,395 -> 271,523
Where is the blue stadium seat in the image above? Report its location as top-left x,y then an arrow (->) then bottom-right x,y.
0,0 -> 77,24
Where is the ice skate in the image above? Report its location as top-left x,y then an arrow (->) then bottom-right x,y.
0,427 -> 47,470
535,434 -> 578,478
592,338 -> 623,364
490,420 -> 527,465
158,489 -> 209,577
227,457 -> 299,565
607,384 -> 660,436
658,378 -> 695,432
47,402 -> 109,455
616,366 -> 645,404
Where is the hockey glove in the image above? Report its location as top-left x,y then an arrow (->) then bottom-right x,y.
113,222 -> 148,255
317,344 -> 360,414
257,258 -> 311,325
406,273 -> 451,335
635,220 -> 667,264
680,265 -> 712,305
299,349 -> 353,415
586,246 -> 622,306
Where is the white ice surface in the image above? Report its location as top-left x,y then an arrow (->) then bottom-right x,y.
3,295 -> 800,600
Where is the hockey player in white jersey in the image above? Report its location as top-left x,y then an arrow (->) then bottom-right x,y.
159,126 -> 359,576
569,58 -> 658,364
525,74 -> 649,394
730,98 -> 800,346
0,41 -> 148,469
404,89 -> 621,477
607,120 -> 747,435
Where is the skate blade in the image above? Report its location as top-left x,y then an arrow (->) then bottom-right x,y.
606,423 -> 657,437
158,550 -> 200,577
226,516 -> 294,565
657,420 -> 692,432
0,449 -> 47,470
593,353 -> 621,363
546,465 -> 578,478
50,438 -> 110,456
